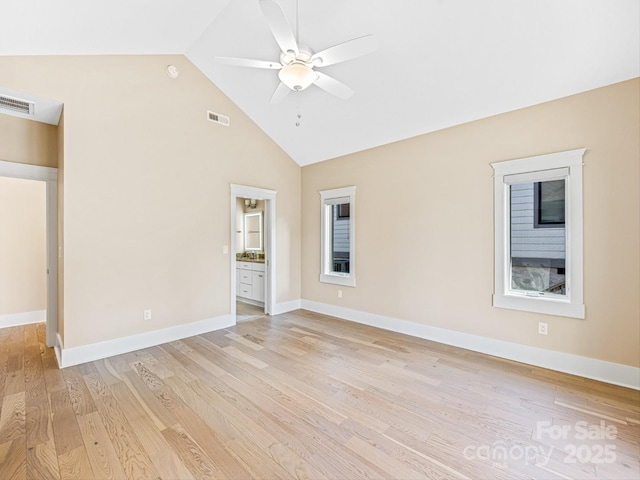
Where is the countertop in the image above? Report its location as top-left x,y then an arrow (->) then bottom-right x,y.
236,258 -> 265,263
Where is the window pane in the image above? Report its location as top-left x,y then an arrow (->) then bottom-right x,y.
510,181 -> 566,295
536,179 -> 565,226
337,203 -> 350,218
330,203 -> 350,273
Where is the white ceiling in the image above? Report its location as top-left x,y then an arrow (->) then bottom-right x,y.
2,0 -> 638,166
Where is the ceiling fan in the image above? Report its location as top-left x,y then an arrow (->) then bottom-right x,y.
214,0 -> 378,103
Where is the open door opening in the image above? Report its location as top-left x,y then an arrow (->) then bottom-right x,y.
230,184 -> 276,323
0,160 -> 58,347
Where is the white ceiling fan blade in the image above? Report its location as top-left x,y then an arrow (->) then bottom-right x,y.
314,72 -> 354,100
214,57 -> 281,69
311,34 -> 378,67
270,82 -> 291,103
259,0 -> 299,56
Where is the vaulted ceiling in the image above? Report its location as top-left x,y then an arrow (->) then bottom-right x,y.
2,0 -> 638,165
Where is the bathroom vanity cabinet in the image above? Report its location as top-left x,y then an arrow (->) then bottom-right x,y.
236,261 -> 265,303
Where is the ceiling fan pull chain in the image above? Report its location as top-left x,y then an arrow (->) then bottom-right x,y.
295,104 -> 302,127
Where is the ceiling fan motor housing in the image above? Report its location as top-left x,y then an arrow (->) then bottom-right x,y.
279,49 -> 318,91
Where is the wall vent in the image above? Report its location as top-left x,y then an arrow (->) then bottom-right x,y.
207,111 -> 230,127
0,94 -> 35,115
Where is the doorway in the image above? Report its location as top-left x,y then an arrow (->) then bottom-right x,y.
0,160 -> 58,347
230,184 -> 276,322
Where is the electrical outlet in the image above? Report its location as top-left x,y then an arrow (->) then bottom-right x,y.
144,309 -> 152,321
338,290 -> 343,298
538,322 -> 548,335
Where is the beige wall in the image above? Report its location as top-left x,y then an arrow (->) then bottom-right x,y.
0,55 -> 301,349
0,113 -> 59,334
1,54 -> 635,370
0,114 -> 58,167
0,177 -> 47,315
302,78 -> 640,368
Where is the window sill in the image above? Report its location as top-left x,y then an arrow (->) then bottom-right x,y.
493,294 -> 585,319
320,273 -> 356,287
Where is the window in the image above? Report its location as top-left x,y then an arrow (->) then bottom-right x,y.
492,149 -> 585,318
534,180 -> 565,227
511,178 -> 566,295
320,186 -> 356,287
337,203 -> 350,219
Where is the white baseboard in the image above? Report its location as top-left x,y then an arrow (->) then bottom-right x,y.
0,310 -> 46,329
301,300 -> 640,391
57,314 -> 234,368
272,299 -> 302,315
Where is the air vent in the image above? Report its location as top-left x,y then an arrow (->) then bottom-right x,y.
0,95 -> 35,115
207,111 -> 230,127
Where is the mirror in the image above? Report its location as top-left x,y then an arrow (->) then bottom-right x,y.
244,211 -> 263,251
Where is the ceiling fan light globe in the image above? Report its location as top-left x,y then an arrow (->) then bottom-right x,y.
278,63 -> 318,92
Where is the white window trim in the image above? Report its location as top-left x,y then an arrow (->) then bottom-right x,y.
320,186 -> 356,287
491,148 -> 585,319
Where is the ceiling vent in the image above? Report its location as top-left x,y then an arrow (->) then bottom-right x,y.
207,111 -> 230,127
0,94 -> 35,115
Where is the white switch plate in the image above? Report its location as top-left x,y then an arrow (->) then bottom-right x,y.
223,245 -> 229,254
538,322 -> 548,335
338,290 -> 342,298
144,309 -> 152,321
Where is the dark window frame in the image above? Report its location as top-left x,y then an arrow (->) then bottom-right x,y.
337,203 -> 350,219
534,180 -> 565,228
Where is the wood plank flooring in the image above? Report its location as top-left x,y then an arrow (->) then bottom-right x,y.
0,310 -> 638,479
236,301 -> 265,322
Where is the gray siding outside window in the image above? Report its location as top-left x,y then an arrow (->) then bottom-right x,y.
510,183 -> 565,260
332,208 -> 350,254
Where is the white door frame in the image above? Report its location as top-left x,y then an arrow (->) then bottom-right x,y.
230,184 -> 276,317
0,160 -> 58,347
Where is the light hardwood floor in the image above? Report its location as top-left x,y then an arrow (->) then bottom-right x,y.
236,301 -> 265,322
0,311 -> 638,479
